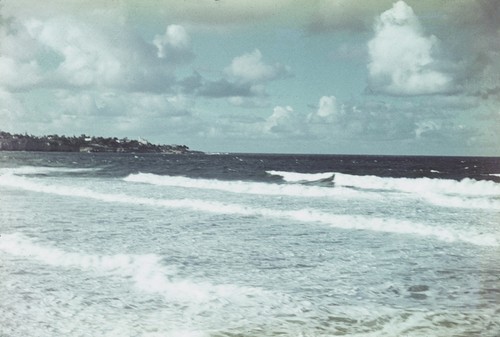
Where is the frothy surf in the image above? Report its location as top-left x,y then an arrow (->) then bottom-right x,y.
268,170 -> 500,196
124,172 -> 375,199
0,233 -> 263,304
268,170 -> 500,210
2,156 -> 499,336
0,166 -> 99,176
0,173 -> 496,246
0,233 -> 316,334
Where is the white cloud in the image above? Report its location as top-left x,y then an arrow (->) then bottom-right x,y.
368,1 -> 452,96
264,106 -> 293,133
0,15 -> 189,92
307,96 -> 340,123
197,49 -> 290,103
26,90 -> 197,137
0,56 -> 42,90
225,49 -> 290,84
0,19 -> 43,90
0,19 -> 38,61
153,24 -> 194,63
56,91 -> 191,118
24,17 -> 126,88
264,105 -> 304,135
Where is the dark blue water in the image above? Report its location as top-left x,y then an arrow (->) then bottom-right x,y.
1,151 -> 499,181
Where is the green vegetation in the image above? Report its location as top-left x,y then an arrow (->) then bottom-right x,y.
0,131 -> 197,154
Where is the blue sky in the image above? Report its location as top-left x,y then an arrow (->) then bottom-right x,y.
1,0 -> 499,155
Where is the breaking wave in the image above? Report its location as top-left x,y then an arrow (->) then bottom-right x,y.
0,166 -> 99,176
124,172 -> 373,199
0,173 -> 496,246
268,170 -> 500,196
0,233 -> 313,332
267,171 -> 336,183
0,233 -> 263,304
268,170 -> 500,210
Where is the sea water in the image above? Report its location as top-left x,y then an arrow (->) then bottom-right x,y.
0,152 -> 499,336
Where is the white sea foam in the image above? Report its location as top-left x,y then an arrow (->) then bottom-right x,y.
424,193 -> 500,211
0,174 -> 496,246
336,174 -> 500,197
0,233 -> 261,304
267,170 -> 335,183
269,170 -> 500,196
0,232 -> 313,334
0,166 -> 98,176
281,209 -> 498,246
268,170 -> 500,210
341,308 -> 500,337
124,172 -> 374,199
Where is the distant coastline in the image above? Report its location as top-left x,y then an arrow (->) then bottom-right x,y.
0,131 -> 201,154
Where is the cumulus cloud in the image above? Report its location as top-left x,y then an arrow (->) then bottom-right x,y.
367,1 -> 452,96
197,49 -> 290,101
225,49 -> 290,84
264,105 -> 303,135
307,96 -> 340,124
0,18 -> 43,90
0,14 -> 190,92
24,18 -> 127,88
153,24 -> 194,64
261,97 -> 412,142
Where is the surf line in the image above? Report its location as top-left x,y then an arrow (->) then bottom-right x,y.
0,174 -> 496,247
0,233 -> 267,306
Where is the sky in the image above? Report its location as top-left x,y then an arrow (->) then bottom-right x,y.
0,0 -> 499,155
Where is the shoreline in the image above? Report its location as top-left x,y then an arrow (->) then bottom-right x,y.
0,131 -> 201,154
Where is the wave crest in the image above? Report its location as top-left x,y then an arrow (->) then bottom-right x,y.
0,166 -> 99,176
0,174 -> 496,246
268,170 -> 500,210
0,233 -> 262,304
124,172 -> 370,199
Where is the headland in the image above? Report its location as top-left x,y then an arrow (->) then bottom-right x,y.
0,131 -> 200,154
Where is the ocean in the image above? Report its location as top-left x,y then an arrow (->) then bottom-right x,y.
0,152 -> 499,337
